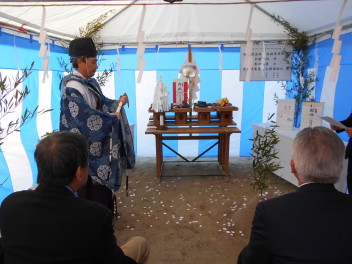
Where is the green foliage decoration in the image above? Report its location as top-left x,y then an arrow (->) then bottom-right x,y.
0,62 -> 52,147
78,11 -> 111,42
250,114 -> 282,195
95,63 -> 116,87
272,15 -> 317,127
0,62 -> 52,186
58,10 -> 115,87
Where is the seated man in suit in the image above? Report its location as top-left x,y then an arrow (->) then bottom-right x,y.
238,126 -> 352,264
0,131 -> 149,264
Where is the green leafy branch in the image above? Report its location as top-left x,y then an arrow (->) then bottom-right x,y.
250,113 -> 282,195
77,11 -> 112,42
0,62 -> 52,147
58,10 -> 115,87
96,62 -> 117,87
271,15 -> 317,127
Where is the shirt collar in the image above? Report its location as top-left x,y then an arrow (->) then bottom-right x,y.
73,70 -> 87,80
298,182 -> 315,188
64,185 -> 78,197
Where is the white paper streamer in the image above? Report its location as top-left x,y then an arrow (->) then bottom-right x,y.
244,4 -> 255,82
245,4 -> 254,40
245,28 -> 252,42
330,65 -> 340,83
155,45 -> 160,71
39,6 -> 46,44
328,0 -> 347,82
330,54 -> 342,68
137,57 -> 146,70
314,41 -> 319,73
46,42 -> 51,57
321,66 -> 339,117
39,31 -> 47,45
245,41 -> 253,59
218,46 -> 223,74
137,6 -> 146,42
137,70 -> 144,83
136,5 -> 147,83
39,44 -> 47,57
245,60 -> 252,82
332,25 -> 342,40
116,45 -> 121,77
136,43 -> 146,57
260,42 -> 266,75
244,53 -> 253,69
39,6 -> 49,83
332,39 -> 342,54
137,30 -> 145,43
334,0 -> 347,32
42,57 -> 49,83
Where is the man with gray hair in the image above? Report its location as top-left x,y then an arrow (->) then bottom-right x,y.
238,126 -> 352,264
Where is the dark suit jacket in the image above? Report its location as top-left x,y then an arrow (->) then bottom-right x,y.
238,183 -> 352,264
0,185 -> 136,264
340,113 -> 352,158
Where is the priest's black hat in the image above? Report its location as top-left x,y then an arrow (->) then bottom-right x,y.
69,37 -> 97,57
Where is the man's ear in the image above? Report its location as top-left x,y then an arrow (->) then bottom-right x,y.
69,166 -> 85,192
75,166 -> 86,185
291,159 -> 303,185
76,57 -> 86,66
290,159 -> 296,174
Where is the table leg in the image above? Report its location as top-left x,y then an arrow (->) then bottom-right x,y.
219,133 -> 230,181
155,135 -> 163,181
218,134 -> 222,165
223,134 -> 230,181
219,134 -> 224,167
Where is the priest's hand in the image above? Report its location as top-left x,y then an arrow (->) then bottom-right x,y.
118,93 -> 128,107
116,93 -> 128,119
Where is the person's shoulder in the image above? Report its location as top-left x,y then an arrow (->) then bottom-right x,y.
259,184 -> 352,208
1,190 -> 33,207
259,191 -> 297,205
256,188 -> 307,210
66,78 -> 86,89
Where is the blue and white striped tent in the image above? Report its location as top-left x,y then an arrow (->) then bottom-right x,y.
0,0 -> 351,202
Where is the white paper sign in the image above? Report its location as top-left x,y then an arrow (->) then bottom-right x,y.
276,99 -> 295,130
240,44 -> 293,81
300,102 -> 324,129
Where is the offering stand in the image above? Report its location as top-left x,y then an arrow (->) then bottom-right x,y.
146,104 -> 241,181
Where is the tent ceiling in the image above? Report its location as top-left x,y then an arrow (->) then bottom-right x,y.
0,0 -> 351,45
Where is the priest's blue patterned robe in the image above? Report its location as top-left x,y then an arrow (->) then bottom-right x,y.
59,74 -> 135,191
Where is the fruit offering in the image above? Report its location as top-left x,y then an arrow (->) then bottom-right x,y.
218,97 -> 229,106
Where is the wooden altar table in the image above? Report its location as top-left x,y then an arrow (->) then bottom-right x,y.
145,126 -> 240,181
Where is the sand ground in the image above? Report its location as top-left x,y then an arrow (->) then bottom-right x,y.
114,157 -> 296,264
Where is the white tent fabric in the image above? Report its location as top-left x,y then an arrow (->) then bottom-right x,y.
0,0 -> 351,44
